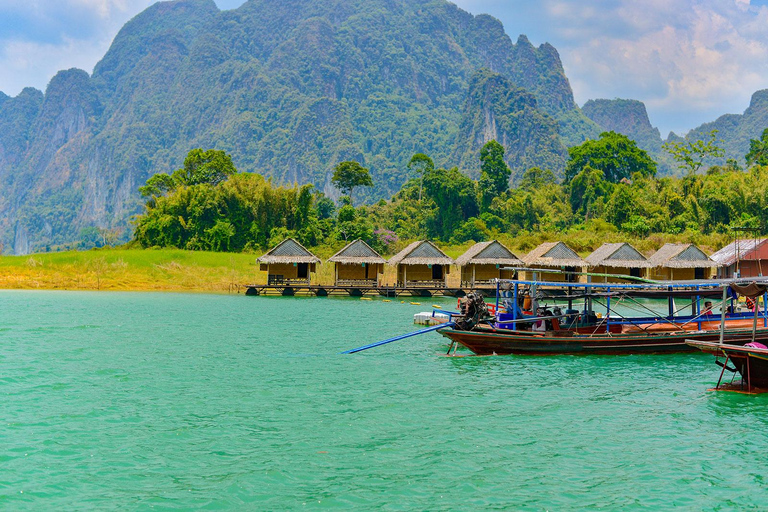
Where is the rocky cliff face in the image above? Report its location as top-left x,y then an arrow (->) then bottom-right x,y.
0,0 -> 609,253
455,69 -> 568,183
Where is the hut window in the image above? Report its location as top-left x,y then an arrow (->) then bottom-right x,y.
695,267 -> 705,280
630,267 -> 641,278
297,263 -> 309,279
432,265 -> 444,280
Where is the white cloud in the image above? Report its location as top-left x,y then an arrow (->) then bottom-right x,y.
454,0 -> 768,134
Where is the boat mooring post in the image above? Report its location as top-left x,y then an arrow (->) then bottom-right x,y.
606,287 -> 611,333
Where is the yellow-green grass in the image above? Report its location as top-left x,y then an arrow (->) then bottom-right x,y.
0,249 -> 261,293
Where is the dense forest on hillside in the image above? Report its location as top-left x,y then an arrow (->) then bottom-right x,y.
130,129 -> 768,256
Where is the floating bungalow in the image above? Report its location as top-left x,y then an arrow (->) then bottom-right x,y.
585,242 -> 651,283
522,242 -> 584,282
647,243 -> 717,281
389,240 -> 454,288
455,240 -> 523,287
711,238 -> 768,278
257,238 -> 321,285
328,239 -> 387,286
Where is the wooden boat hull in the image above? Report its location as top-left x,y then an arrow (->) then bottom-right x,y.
687,340 -> 768,388
440,326 -> 768,356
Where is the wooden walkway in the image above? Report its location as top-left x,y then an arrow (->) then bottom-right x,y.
243,283 -> 499,297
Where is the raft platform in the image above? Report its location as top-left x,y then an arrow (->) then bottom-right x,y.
242,284 -> 499,297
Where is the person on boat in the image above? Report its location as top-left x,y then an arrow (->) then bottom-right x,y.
702,301 -> 713,315
532,307 -> 547,331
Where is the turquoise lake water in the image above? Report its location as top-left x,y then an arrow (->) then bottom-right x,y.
1,290 -> 767,510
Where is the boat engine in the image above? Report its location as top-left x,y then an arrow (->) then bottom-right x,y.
456,292 -> 493,330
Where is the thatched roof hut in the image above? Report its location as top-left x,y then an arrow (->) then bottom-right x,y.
456,240 -> 522,287
328,239 -> 386,265
389,240 -> 453,266
585,242 -> 651,268
455,240 -> 523,267
647,243 -> 718,280
257,238 -> 321,284
389,241 -> 453,286
523,242 -> 584,268
328,239 -> 386,285
585,242 -> 650,282
522,242 -> 584,282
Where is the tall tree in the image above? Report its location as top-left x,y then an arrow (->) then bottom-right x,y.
746,128 -> 768,168
565,131 -> 656,183
407,153 -> 434,202
331,161 -> 373,204
663,129 -> 724,175
568,165 -> 612,219
478,140 -> 511,210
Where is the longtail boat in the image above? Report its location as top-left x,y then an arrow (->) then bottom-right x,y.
687,281 -> 768,392
439,275 -> 768,356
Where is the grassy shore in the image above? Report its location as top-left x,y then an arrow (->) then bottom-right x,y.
0,230 -> 730,293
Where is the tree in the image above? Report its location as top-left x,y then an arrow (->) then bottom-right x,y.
663,129 -> 724,175
478,140 -> 511,210
174,148 -> 238,186
568,165 -> 612,219
520,167 -> 556,191
423,166 -> 479,240
746,128 -> 768,168
565,131 -> 657,183
407,153 -> 434,202
331,161 -> 373,203
139,148 -> 237,198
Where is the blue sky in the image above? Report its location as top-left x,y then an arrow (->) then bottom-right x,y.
1,0 -> 767,135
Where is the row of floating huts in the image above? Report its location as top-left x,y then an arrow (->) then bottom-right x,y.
253,238 -> 739,294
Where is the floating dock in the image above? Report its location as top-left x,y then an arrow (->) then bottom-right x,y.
242,284 -> 499,298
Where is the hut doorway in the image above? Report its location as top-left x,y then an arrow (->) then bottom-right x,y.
565,266 -> 578,282
695,267 -> 705,280
432,265 -> 444,280
297,263 -> 309,279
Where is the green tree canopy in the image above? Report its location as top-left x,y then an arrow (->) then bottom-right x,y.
520,167 -> 556,191
423,166 -> 479,240
331,161 -> 373,202
565,131 -> 657,183
663,129 -> 724,175
478,140 -> 511,210
746,128 -> 768,168
568,165 -> 612,219
139,148 -> 237,198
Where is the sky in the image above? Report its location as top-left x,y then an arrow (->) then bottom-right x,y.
1,0 -> 767,135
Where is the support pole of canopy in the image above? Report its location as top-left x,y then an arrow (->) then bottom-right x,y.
719,285 -> 728,344
752,295 -> 759,344
764,292 -> 768,328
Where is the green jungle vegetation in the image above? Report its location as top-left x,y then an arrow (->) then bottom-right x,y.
129,129 -> 768,262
